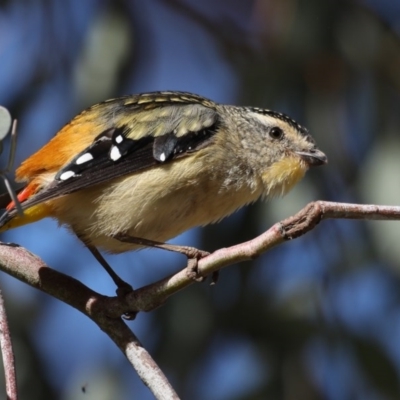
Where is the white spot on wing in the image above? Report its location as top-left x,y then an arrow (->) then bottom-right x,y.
159,153 -> 166,162
115,135 -> 123,144
75,153 -> 93,165
59,171 -> 76,181
110,146 -> 121,161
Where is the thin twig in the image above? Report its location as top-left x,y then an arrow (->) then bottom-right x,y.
0,286 -> 17,400
122,201 -> 400,312
95,317 -> 179,400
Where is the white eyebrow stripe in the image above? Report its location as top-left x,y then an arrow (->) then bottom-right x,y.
75,153 -> 94,165
249,111 -> 281,126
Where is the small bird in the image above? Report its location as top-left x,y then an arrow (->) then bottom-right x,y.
0,91 -> 327,290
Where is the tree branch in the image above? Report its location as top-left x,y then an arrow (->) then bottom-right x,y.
0,201 -> 399,398
0,244 -> 179,400
123,201 -> 400,312
0,285 -> 17,400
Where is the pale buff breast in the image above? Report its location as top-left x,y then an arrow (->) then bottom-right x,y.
48,154 -> 263,253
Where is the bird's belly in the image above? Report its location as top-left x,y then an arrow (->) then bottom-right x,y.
50,172 -> 261,254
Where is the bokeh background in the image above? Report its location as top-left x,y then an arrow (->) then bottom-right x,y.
1,0 -> 400,399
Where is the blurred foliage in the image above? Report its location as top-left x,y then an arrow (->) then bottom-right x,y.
1,0 -> 400,399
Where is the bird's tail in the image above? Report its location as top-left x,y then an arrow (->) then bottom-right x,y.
0,184 -> 50,232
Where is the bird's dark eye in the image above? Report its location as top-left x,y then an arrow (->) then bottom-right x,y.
269,127 -> 284,140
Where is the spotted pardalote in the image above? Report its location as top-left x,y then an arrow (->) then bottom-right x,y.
0,91 -> 326,286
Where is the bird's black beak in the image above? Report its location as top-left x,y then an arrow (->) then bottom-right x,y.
295,149 -> 327,166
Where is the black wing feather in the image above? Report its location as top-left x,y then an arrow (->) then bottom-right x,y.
153,133 -> 178,162
6,121 -> 219,217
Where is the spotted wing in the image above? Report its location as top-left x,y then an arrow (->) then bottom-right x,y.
9,106 -> 220,214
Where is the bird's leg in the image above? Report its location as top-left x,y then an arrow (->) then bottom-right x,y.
77,238 -> 137,320
113,234 -> 210,282
75,234 -> 133,296
86,244 -> 134,295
